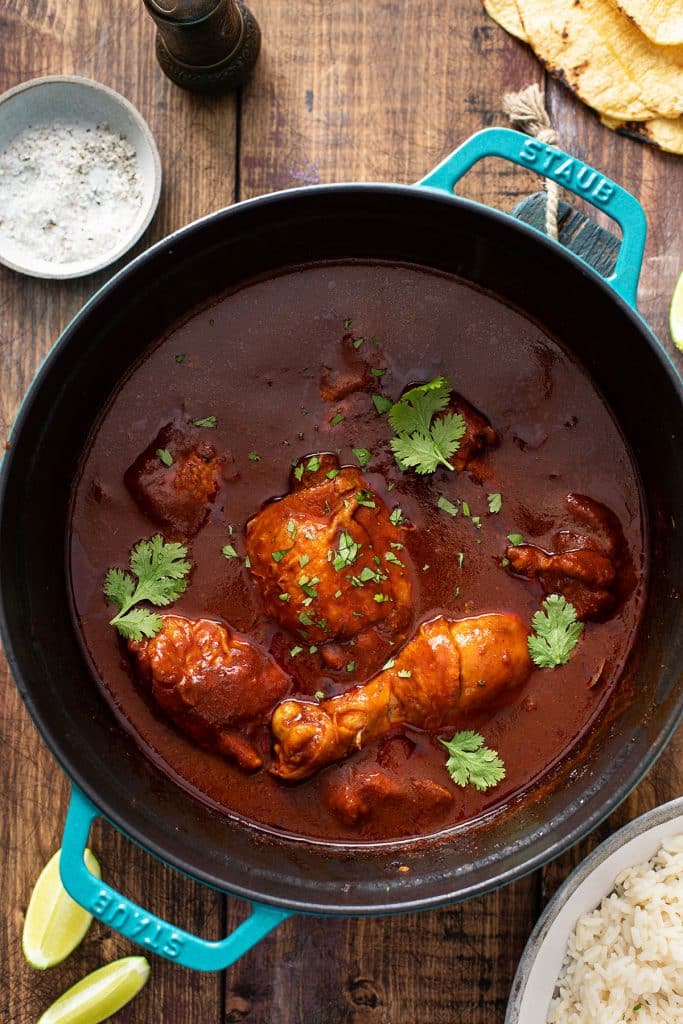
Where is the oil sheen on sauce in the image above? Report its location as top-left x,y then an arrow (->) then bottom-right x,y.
69,261 -> 648,843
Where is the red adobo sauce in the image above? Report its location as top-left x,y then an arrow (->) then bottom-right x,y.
70,261 -> 648,843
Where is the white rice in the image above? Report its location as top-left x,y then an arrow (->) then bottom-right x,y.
548,834 -> 683,1024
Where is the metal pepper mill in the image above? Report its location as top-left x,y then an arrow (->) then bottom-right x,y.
142,0 -> 261,94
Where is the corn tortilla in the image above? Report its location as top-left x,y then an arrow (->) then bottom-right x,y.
601,113 -> 683,154
482,0 -> 528,42
615,0 -> 683,47
515,0 -> 683,120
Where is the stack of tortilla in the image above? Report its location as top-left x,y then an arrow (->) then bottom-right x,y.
483,0 -> 683,154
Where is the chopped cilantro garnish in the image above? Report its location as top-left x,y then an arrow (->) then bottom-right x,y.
487,492 -> 503,514
290,645 -> 303,657
294,464 -> 305,482
528,595 -> 584,668
345,661 -> 356,672
471,515 -> 482,529
298,611 -> 315,626
272,546 -> 294,562
299,554 -> 311,568
286,519 -> 297,540
330,412 -> 344,426
437,495 -> 458,517
326,468 -> 340,479
352,447 -> 371,469
343,317 -> 352,329
248,451 -> 260,462
174,353 -> 186,364
333,530 -> 361,571
103,535 -> 191,641
192,415 -> 217,428
314,689 -> 325,701
222,544 -> 238,559
457,552 -> 465,569
461,501 -> 471,517
306,455 -> 321,472
389,507 -> 406,527
279,592 -> 291,602
244,555 -> 251,568
373,593 -> 390,603
353,337 -> 364,350
309,645 -> 318,654
384,551 -> 404,567
383,657 -> 396,670
370,367 -> 386,377
355,490 -> 376,508
372,394 -> 393,415
507,532 -> 525,546
388,377 -> 466,474
156,448 -> 173,467
397,668 -> 412,678
440,731 -> 505,791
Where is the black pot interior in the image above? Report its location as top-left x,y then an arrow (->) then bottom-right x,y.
2,186 -> 682,914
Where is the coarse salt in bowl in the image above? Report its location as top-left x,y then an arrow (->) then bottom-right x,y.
0,76 -> 161,279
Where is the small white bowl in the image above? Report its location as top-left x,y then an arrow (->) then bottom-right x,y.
506,796 -> 683,1024
0,76 -> 161,279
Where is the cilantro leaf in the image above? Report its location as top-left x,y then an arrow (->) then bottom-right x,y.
192,415 -> 217,428
437,495 -> 459,517
387,377 -> 465,475
390,432 -> 444,474
156,448 -> 173,467
528,594 -> 584,668
372,394 -> 393,415
104,535 -> 191,640
352,447 -> 371,469
429,411 -> 467,463
110,607 -> 164,642
487,492 -> 502,514
440,730 -> 506,791
388,377 -> 451,436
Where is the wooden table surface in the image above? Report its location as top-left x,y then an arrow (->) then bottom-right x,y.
2,2 -> 682,1021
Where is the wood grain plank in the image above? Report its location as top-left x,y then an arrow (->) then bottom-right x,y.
224,875 -> 537,1024
238,0 -> 541,205
1,2 -> 235,1020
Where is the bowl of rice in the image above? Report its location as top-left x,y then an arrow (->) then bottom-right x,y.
506,797 -> 683,1024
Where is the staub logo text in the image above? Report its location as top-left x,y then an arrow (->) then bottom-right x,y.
90,888 -> 185,958
519,138 -> 615,206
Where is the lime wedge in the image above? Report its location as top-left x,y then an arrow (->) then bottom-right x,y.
671,270 -> 683,350
37,956 -> 150,1024
22,848 -> 101,969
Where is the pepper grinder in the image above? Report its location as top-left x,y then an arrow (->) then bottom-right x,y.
142,0 -> 261,94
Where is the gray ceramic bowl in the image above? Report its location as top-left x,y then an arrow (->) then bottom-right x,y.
0,76 -> 161,279
506,796 -> 683,1023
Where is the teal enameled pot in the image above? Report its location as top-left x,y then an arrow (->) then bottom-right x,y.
1,129 -> 682,971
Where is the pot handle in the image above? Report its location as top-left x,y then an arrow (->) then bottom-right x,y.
417,127 -> 647,310
59,786 -> 292,972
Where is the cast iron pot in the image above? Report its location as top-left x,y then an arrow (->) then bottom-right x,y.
2,128 -> 683,971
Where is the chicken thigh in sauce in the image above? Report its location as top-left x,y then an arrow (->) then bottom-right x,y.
129,613 -> 291,771
245,455 -> 413,654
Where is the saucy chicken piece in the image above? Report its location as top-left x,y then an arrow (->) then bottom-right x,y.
326,765 -> 453,828
125,421 -> 223,538
271,612 -> 531,780
245,454 -> 413,649
506,493 -> 627,620
447,392 -> 498,471
129,614 -> 291,771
